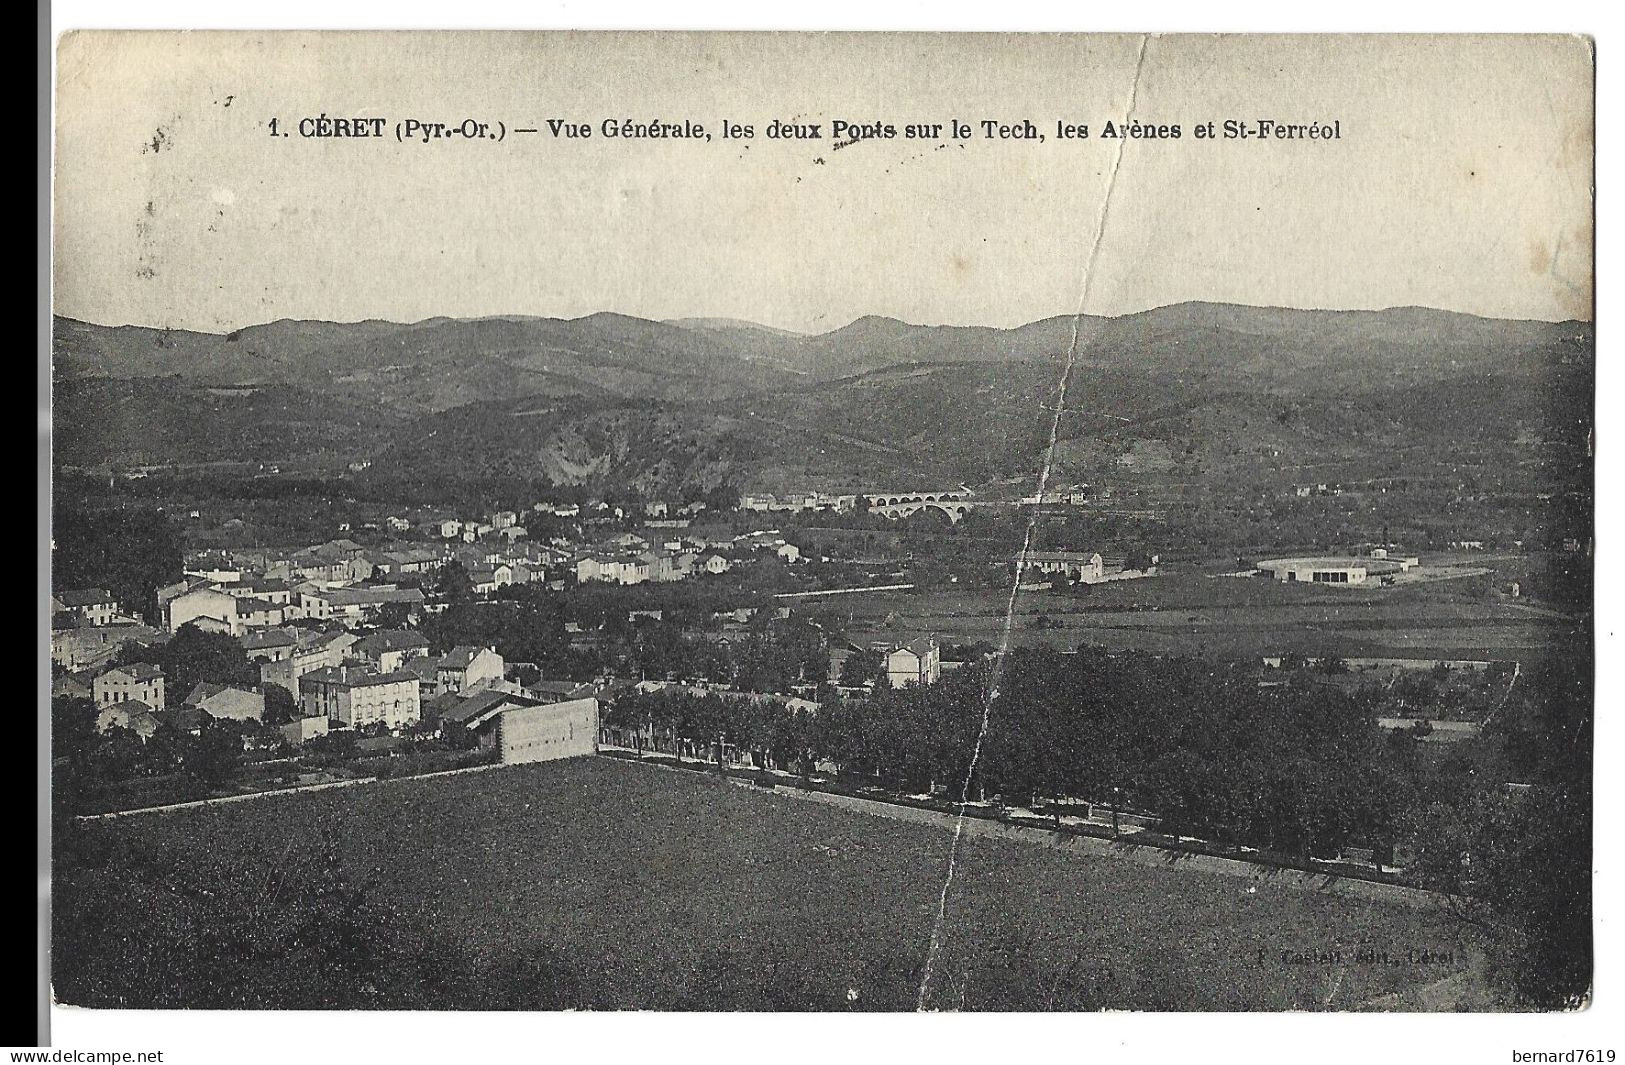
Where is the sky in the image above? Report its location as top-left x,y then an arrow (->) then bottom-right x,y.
52,32 -> 1594,333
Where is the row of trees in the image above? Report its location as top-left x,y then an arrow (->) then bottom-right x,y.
607,649 -> 1404,862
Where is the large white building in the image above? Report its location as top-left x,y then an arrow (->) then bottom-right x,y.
260,630 -> 359,694
1254,557 -> 1403,585
164,585 -> 241,633
495,698 -> 599,764
54,588 -> 120,627
883,636 -> 942,689
299,666 -> 422,730
1011,551 -> 1123,582
436,646 -> 505,695
93,662 -> 167,714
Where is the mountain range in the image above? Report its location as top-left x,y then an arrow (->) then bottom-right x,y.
51,304 -> 1594,493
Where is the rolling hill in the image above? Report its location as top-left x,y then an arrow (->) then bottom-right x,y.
51,304 -> 1593,490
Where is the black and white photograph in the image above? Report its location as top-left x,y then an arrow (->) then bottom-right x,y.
41,20 -> 1599,1055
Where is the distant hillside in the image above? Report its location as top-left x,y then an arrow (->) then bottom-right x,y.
51,304 -> 1593,484
1068,303 -> 1591,391
350,353 -> 1590,498
52,376 -> 397,470
57,303 -> 1591,400
52,313 -> 801,413
665,318 -> 807,338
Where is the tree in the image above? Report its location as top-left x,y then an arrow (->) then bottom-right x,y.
52,696 -> 100,765
138,724 -> 188,778
181,719 -> 243,794
306,729 -> 360,763
263,685 -> 299,727
703,483 -> 741,513
838,650 -> 884,689
87,726 -> 146,783
52,507 -> 184,624
434,561 -> 474,605
1403,784 -> 1590,1009
130,624 -> 258,698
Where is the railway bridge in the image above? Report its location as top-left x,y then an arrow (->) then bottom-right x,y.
863,489 -> 974,524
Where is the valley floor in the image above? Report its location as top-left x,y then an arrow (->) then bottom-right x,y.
842,573 -> 1574,663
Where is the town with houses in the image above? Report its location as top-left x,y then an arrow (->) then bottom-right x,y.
53,469 -> 1539,778
49,489 -> 1028,772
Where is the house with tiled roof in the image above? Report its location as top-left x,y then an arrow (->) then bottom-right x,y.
215,577 -> 295,606
195,686 -> 265,723
164,585 -> 239,634
97,699 -> 161,740
436,646 -> 503,695
183,681 -> 229,707
430,689 -> 597,765
162,703 -> 213,735
353,630 -> 431,672
55,588 -> 120,627
289,545 -> 374,583
241,627 -> 300,663
1010,550 -> 1125,582
52,670 -> 94,701
435,688 -> 542,732
281,713 -> 330,746
883,636 -> 941,690
157,578 -> 208,612
50,621 -> 164,672
528,679 -> 597,704
234,596 -> 288,630
94,662 -> 166,713
574,555 -> 609,583
637,550 -> 678,583
400,653 -> 444,699
299,666 -> 421,730
468,564 -> 514,596
300,585 -> 424,627
259,629 -> 358,695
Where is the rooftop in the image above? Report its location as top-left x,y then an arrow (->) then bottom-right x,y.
241,629 -> 299,650
354,630 -> 432,656
318,586 -> 426,607
102,662 -> 164,682
300,666 -> 418,689
57,588 -> 114,607
438,689 -> 543,727
441,645 -> 495,670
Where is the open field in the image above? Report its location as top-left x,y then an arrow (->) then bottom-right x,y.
56,756 -> 1489,1010
834,573 -> 1576,662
